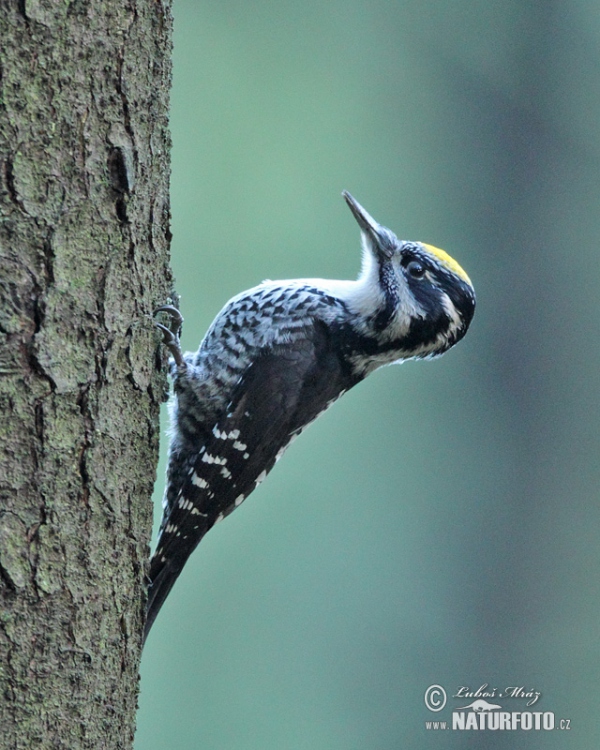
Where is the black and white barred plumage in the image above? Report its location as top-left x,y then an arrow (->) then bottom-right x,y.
144,192 -> 475,641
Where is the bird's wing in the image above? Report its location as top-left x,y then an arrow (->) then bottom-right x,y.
145,320 -> 353,640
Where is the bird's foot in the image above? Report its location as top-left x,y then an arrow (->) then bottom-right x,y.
154,306 -> 185,368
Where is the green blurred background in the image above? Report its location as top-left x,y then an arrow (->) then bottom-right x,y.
137,1 -> 600,747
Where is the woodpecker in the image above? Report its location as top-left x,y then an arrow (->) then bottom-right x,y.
144,191 -> 475,642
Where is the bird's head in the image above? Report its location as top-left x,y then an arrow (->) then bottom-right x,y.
343,191 -> 476,364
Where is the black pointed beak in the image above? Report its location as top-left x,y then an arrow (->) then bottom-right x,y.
342,191 -> 393,258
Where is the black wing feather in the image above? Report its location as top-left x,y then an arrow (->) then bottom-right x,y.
144,321 -> 354,641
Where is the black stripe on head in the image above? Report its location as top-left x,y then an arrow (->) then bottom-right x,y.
372,261 -> 399,331
443,275 -> 476,334
334,308 -> 453,362
403,282 -> 473,356
402,310 -> 453,355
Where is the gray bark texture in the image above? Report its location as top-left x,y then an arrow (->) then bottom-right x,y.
0,1 -> 173,748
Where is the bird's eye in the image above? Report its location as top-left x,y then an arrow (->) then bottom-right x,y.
406,260 -> 426,279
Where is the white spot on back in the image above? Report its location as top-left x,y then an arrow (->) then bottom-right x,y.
202,453 -> 228,465
191,473 -> 209,489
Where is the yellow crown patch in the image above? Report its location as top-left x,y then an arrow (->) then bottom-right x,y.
422,243 -> 472,286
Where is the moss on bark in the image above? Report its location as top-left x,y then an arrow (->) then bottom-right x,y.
0,1 -> 173,747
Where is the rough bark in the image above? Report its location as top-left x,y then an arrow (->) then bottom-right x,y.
0,1 -> 173,748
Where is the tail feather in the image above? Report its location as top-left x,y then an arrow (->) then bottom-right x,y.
144,534 -> 203,644
143,517 -> 213,645
143,555 -> 184,645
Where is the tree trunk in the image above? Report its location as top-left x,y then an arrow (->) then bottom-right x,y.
0,1 -> 173,747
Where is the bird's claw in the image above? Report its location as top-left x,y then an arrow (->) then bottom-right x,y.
154,306 -> 185,368
154,305 -> 183,336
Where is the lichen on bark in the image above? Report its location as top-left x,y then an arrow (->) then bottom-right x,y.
0,1 -> 173,747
